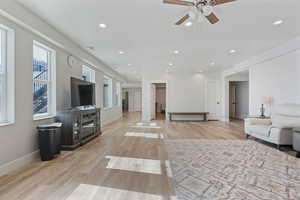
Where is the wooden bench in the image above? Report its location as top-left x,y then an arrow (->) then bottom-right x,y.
168,112 -> 209,121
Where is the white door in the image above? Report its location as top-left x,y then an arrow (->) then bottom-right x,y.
150,84 -> 156,120
205,81 -> 221,120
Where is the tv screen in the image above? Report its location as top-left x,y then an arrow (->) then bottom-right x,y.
71,77 -> 95,107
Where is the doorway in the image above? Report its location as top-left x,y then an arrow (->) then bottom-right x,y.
122,91 -> 129,112
229,81 -> 249,121
122,88 -> 142,113
150,83 -> 166,120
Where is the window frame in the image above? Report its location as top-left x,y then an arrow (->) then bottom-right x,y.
0,28 -> 7,123
0,24 -> 15,126
82,65 -> 95,83
115,82 -> 121,107
33,41 -> 56,121
103,75 -> 113,109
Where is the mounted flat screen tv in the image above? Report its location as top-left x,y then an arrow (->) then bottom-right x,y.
71,77 -> 95,108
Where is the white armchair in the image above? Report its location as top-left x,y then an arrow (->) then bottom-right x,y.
245,104 -> 300,148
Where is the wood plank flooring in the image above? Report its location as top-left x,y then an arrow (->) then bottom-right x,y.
0,112 -> 246,200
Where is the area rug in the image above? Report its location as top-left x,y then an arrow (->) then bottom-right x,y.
164,140 -> 300,200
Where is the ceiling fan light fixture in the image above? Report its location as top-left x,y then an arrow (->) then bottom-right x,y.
188,10 -> 197,20
202,5 -> 213,16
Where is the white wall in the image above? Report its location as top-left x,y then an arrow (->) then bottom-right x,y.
223,36 -> 300,118
0,1 -> 124,175
249,50 -> 300,116
142,66 -> 222,121
122,88 -> 142,112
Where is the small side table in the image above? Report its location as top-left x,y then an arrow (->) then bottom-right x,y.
293,128 -> 300,158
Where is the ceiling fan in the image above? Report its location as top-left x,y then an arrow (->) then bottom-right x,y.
163,0 -> 236,25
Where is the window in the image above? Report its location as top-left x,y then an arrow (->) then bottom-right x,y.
33,41 -> 56,120
0,28 -> 7,123
82,65 -> 95,83
103,76 -> 112,108
0,25 -> 14,125
115,82 -> 121,106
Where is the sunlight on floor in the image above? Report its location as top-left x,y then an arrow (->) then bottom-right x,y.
66,184 -> 164,200
125,132 -> 163,139
131,122 -> 161,129
106,156 -> 162,175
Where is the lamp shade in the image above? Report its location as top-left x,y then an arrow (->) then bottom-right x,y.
262,96 -> 273,105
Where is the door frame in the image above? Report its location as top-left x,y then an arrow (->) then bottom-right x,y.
223,69 -> 250,122
147,80 -> 168,121
229,83 -> 237,119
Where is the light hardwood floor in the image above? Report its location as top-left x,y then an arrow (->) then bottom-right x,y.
0,112 -> 246,200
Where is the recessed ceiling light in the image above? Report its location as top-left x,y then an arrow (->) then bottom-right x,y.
210,62 -> 215,66
198,70 -> 204,73
185,21 -> 193,27
174,50 -> 180,54
128,64 -> 132,66
168,63 -> 174,66
229,49 -> 236,54
273,20 -> 283,26
99,23 -> 107,29
119,51 -> 124,55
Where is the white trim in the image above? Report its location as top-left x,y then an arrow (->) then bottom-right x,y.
33,40 -> 56,120
33,114 -> 55,121
0,122 -> 14,127
0,24 -> 15,124
0,150 -> 40,177
147,80 -> 168,121
103,75 -> 113,109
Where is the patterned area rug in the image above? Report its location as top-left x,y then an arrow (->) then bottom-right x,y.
165,140 -> 300,200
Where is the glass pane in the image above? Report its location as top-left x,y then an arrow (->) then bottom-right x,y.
33,82 -> 48,114
0,30 -> 6,122
33,45 -> 49,81
0,30 -> 2,67
82,66 -> 95,83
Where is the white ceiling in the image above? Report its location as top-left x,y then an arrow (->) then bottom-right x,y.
18,0 -> 300,81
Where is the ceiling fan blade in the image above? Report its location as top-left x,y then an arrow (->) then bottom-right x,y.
163,0 -> 194,6
205,12 -> 219,24
175,14 -> 190,25
212,0 -> 236,6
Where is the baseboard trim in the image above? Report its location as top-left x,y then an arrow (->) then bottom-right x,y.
0,150 -> 40,177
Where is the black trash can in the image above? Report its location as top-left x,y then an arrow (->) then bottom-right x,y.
37,123 -> 62,161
